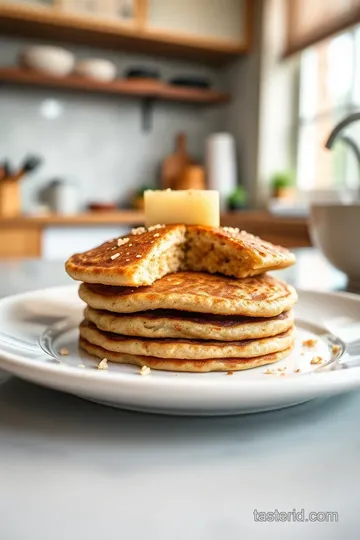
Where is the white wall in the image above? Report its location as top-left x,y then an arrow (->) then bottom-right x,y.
256,0 -> 299,206
220,0 -> 263,207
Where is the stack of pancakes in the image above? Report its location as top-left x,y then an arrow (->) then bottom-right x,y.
65,224 -> 298,372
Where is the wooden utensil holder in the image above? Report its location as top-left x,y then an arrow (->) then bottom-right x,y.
0,180 -> 21,217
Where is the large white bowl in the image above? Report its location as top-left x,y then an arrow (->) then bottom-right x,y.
20,46 -> 75,77
74,59 -> 117,82
310,203 -> 360,290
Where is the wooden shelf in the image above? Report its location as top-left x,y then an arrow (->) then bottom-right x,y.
0,211 -> 145,228
0,211 -> 311,249
0,68 -> 230,104
0,4 -> 249,64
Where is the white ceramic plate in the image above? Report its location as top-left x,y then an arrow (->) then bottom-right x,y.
0,285 -> 359,416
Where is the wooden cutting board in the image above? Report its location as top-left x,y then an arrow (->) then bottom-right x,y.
161,133 -> 193,190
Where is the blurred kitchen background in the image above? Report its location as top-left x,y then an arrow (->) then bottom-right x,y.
0,0 -> 359,259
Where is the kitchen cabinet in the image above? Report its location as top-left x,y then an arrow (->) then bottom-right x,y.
0,0 -> 252,63
60,0 -> 136,24
147,0 -> 248,46
0,212 -> 311,259
0,228 -> 41,258
0,211 -> 143,259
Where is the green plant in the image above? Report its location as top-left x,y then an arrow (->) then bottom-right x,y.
227,185 -> 248,207
135,185 -> 153,196
270,171 -> 295,190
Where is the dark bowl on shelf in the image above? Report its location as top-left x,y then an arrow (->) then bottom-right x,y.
124,67 -> 161,80
168,76 -> 211,89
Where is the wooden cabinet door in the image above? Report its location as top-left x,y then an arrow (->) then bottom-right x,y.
59,0 -> 137,24
147,0 -> 247,45
0,228 -> 41,258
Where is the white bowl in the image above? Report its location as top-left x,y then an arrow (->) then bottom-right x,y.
310,203 -> 360,290
74,59 -> 117,82
20,46 -> 75,77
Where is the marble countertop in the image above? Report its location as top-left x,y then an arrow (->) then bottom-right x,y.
0,250 -> 358,540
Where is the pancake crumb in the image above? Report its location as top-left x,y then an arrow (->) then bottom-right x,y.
280,372 -> 286,377
277,366 -> 286,372
227,371 -> 234,376
264,368 -> 276,375
131,227 -> 146,235
97,358 -> 108,370
148,224 -> 165,231
222,227 -> 240,235
59,347 -> 69,356
332,344 -> 341,354
140,365 -> 151,376
310,356 -> 323,365
295,368 -> 301,373
303,338 -> 317,347
110,253 -> 120,260
117,237 -> 129,247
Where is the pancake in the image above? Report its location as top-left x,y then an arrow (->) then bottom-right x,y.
186,225 -> 296,279
66,224 -> 295,286
84,306 -> 295,341
79,320 -> 295,360
79,272 -> 298,317
66,224 -> 186,287
79,337 -> 294,372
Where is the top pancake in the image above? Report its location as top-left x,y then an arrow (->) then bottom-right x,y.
65,224 -> 295,286
186,225 -> 295,280
79,272 -> 298,317
65,224 -> 186,287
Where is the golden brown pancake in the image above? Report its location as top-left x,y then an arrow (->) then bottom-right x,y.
65,224 -> 295,286
79,337 -> 294,372
79,272 -> 298,317
84,305 -> 294,341
186,225 -> 296,279
65,224 -> 186,287
79,320 -> 295,360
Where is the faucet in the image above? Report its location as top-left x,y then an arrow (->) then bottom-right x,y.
325,112 -> 360,189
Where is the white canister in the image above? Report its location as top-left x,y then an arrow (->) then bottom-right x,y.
47,179 -> 80,215
205,133 -> 237,211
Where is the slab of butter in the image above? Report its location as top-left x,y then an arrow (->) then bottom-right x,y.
144,189 -> 220,227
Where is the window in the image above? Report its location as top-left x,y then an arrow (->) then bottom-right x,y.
296,26 -> 360,191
